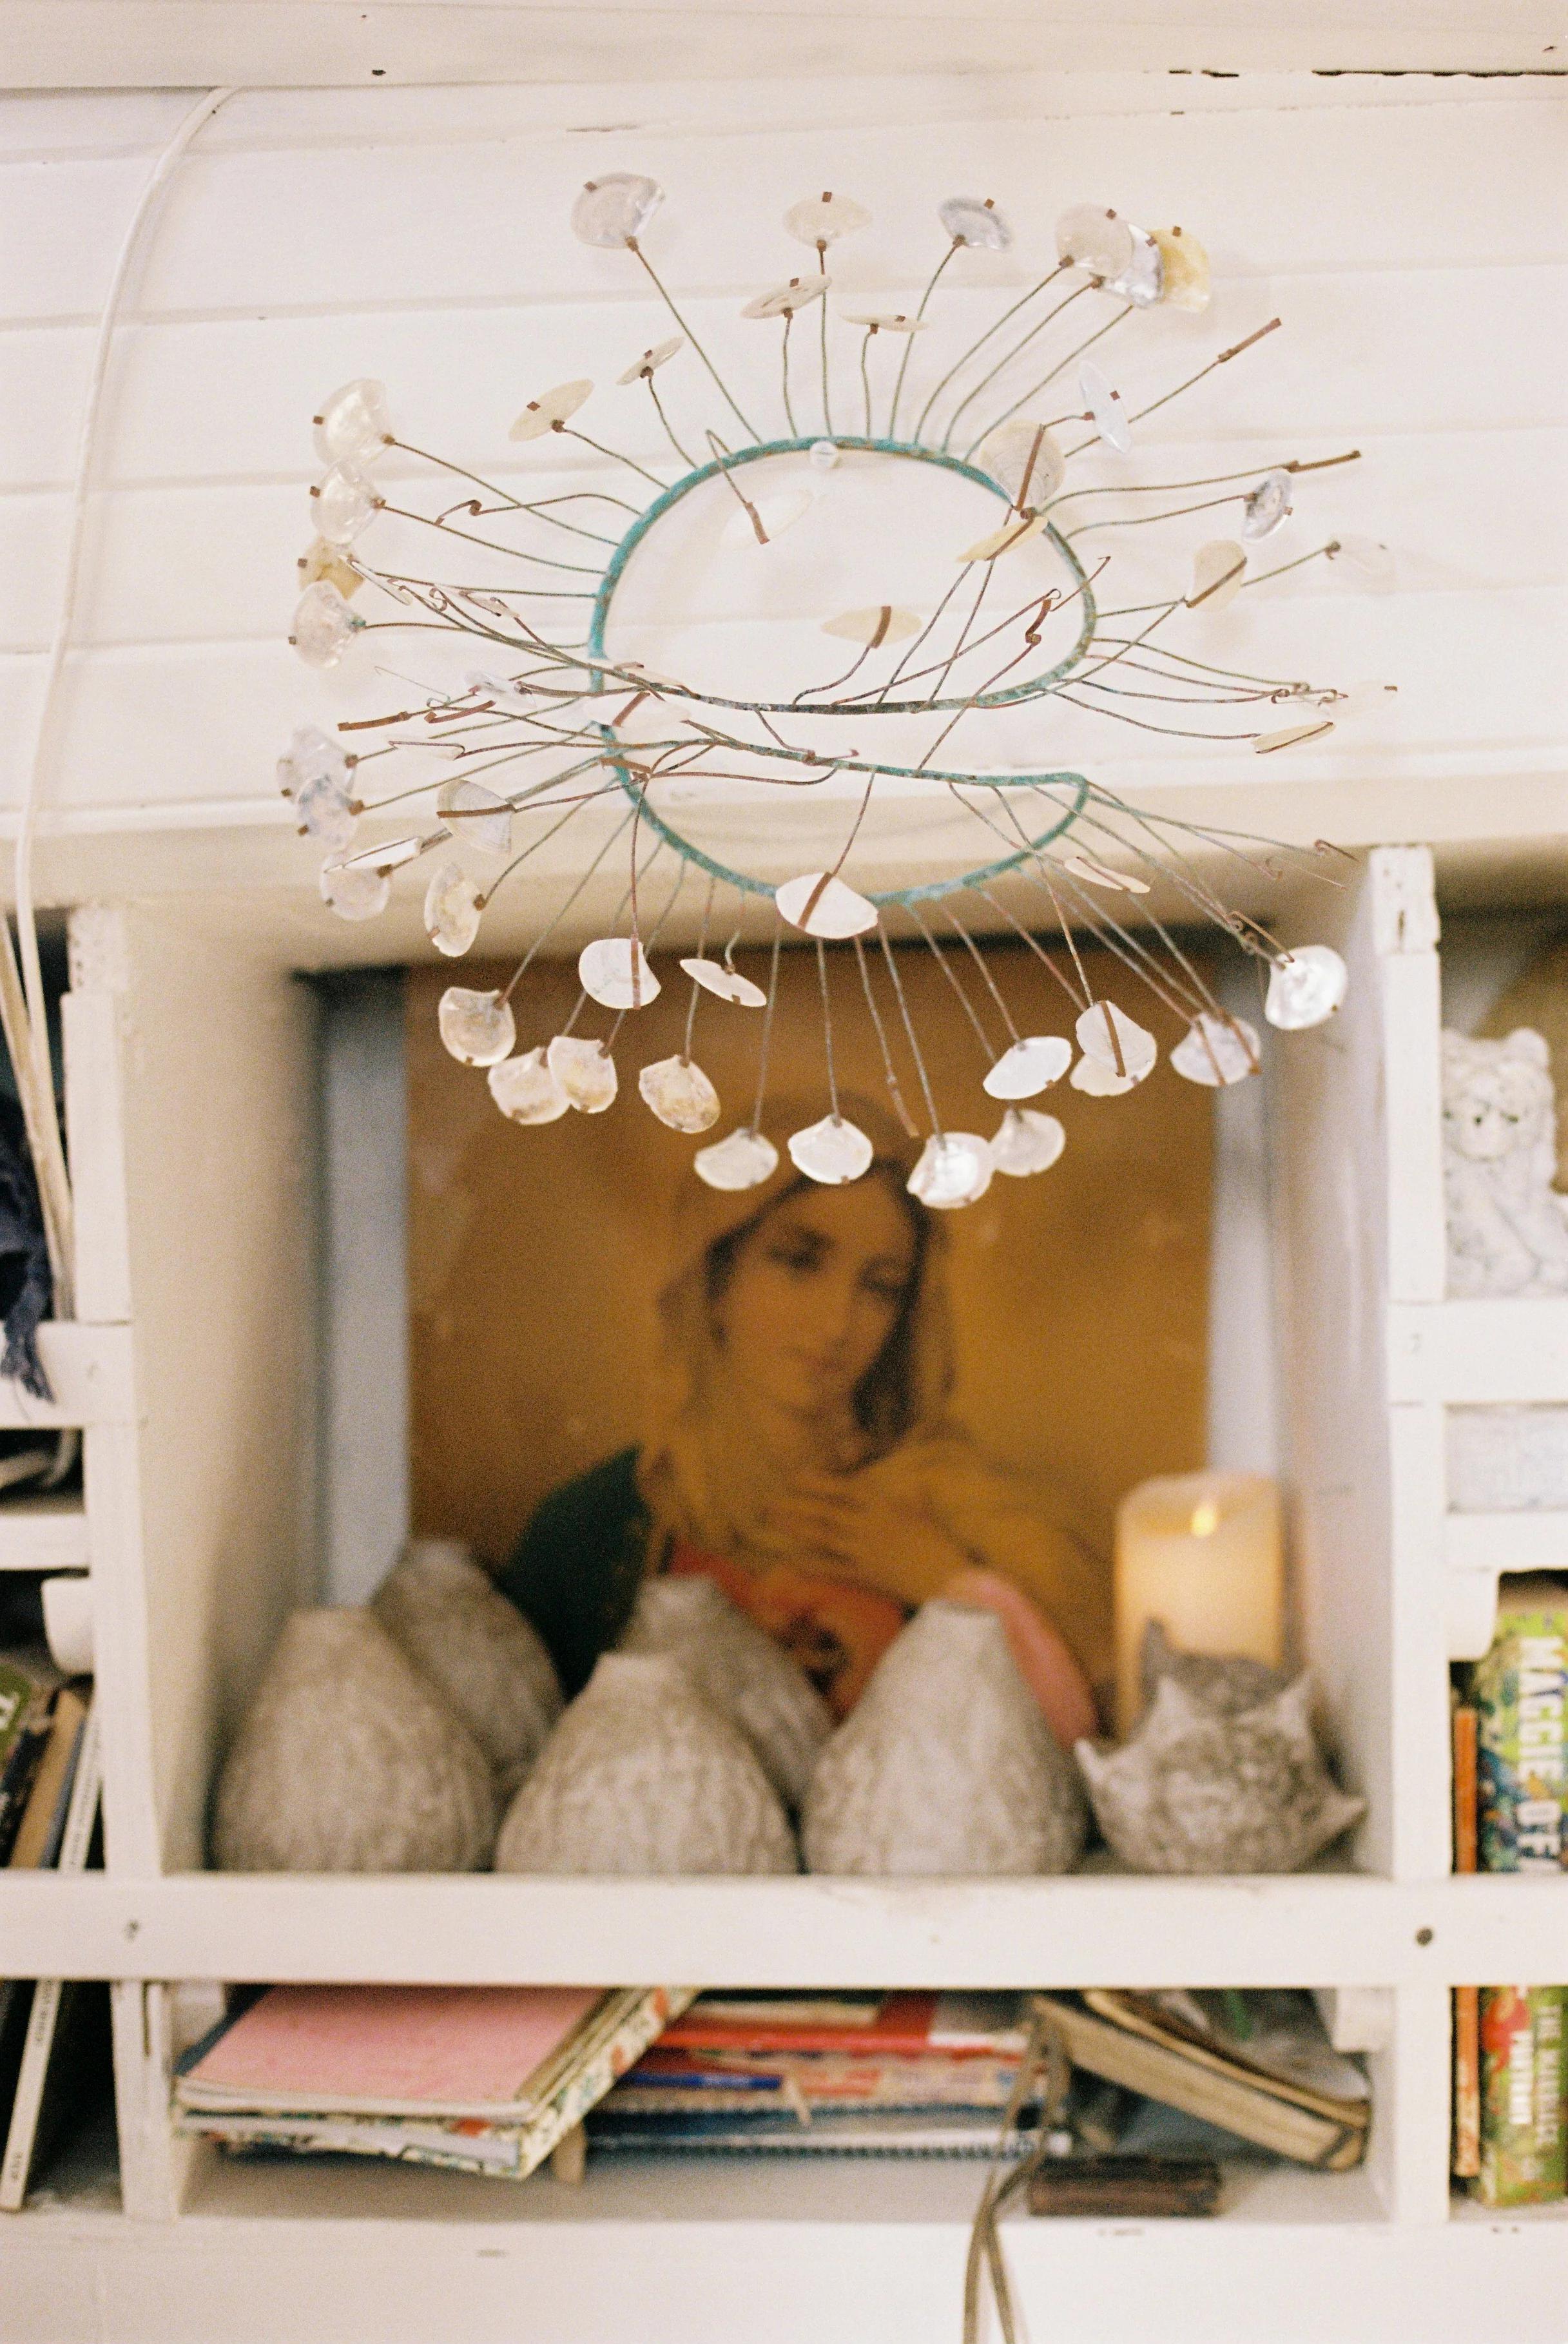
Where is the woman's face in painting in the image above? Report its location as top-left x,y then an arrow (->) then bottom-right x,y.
711,1176 -> 918,1423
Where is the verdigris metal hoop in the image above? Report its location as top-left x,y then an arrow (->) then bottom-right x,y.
587,434 -> 1091,908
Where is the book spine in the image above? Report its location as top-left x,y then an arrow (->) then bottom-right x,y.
509,1987 -> 698,2182
1476,1986 -> 1567,2208
1451,1703 -> 1481,2180
0,1725 -> 48,1866
1474,1612 -> 1567,1874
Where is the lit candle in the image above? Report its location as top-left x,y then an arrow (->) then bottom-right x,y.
1113,1472 -> 1284,1735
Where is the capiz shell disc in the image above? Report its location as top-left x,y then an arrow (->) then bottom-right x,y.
1079,360 -> 1132,455
440,987 -> 516,1068
680,957 -> 768,1009
487,1048 -> 570,1125
510,379 -> 594,441
694,1127 -> 780,1191
423,861 -> 482,958
788,1115 -> 874,1185
983,1035 -> 1072,1099
775,871 -> 878,940
547,1034 -> 619,1112
639,1056 -> 721,1134
822,606 -> 923,648
1070,1054 -> 1138,1097
1075,1001 -> 1157,1080
1265,945 -> 1348,1031
908,1132 -> 994,1209
991,1108 -> 1066,1177
572,173 -> 663,249
1170,1013 -> 1261,1087
579,937 -> 661,1010
1188,539 -> 1247,611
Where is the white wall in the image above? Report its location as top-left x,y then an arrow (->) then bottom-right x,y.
0,74 -> 1565,907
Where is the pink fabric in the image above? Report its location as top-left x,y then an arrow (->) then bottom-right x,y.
940,1567 -> 1099,1750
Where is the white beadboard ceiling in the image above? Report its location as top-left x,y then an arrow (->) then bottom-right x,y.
0,72 -> 1563,945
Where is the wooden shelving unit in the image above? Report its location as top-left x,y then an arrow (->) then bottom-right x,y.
4,66 -> 1566,2344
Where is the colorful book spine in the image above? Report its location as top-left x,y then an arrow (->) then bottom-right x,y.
1476,1986 -> 1566,2208
1451,1702 -> 1481,2180
1473,1601 -> 1567,1873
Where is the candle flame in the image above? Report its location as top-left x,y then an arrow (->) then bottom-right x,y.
1190,1498 -> 1221,1536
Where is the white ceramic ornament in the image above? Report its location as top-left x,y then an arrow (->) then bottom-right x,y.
213,1609 -> 497,1873
572,173 -> 663,249
978,418 -> 1066,509
908,1132 -> 993,1209
1076,1002 -> 1157,1081
639,1056 -> 721,1134
694,1127 -> 780,1192
1264,946 -> 1348,1031
373,1540 -> 564,1801
311,461 -> 378,548
1075,1673 -> 1365,1875
438,777 -> 513,857
939,195 -> 1012,250
983,1036 -> 1072,1099
991,1108 -> 1065,1177
802,1602 -> 1087,1876
423,862 -> 482,957
313,378 -> 392,467
680,958 -> 768,1008
440,987 -> 516,1067
775,872 -> 878,940
1070,1055 -> 1138,1097
788,1114 -> 874,1185
1170,1014 -> 1260,1087
547,1034 -> 618,1113
488,1048 -> 570,1125
1442,1028 -> 1568,1297
1056,204 -> 1134,281
1188,540 -> 1246,612
620,1577 -> 833,1810
1079,360 -> 1132,454
494,1653 -> 797,1875
291,581 -> 360,668
320,857 -> 390,923
579,938 -> 660,1011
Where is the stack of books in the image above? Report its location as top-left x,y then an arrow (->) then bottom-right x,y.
175,1983 -> 696,2180
1451,1574 -> 1567,2207
0,1646 -> 103,2211
588,1991 -> 1037,2158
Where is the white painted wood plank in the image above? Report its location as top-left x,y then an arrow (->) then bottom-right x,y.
1445,1509 -> 1568,1571
2,1868 -> 1565,1986
5,429 -> 1562,657
1388,1298 -> 1568,1404
0,1323 -> 135,1428
0,1493 -> 89,1573
3,4 -> 1567,95
6,262 -> 1565,493
62,986 -> 133,1325
1,95 -> 1565,331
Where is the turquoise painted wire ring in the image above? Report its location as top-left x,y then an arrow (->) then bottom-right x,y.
585,434 -> 1092,909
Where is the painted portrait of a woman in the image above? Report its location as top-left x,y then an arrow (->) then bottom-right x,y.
499,1095 -> 1110,1747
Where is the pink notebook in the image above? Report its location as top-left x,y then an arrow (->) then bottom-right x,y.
177,1984 -> 606,2120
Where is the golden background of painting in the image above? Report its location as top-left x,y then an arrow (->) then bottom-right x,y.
408,938 -> 1211,1572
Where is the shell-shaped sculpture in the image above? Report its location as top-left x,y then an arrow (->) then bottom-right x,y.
1076,1672 -> 1366,1875
372,1539 -> 564,1801
619,1575 -> 832,1810
494,1652 -> 798,1875
802,1600 -> 1087,1877
1139,1618 -> 1290,1721
213,1608 -> 498,1872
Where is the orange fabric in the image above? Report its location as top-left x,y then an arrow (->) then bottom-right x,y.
666,1540 -> 908,1719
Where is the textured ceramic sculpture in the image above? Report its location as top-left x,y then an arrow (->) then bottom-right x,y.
618,1576 -> 832,1809
801,1600 -> 1087,1877
1442,1028 -> 1568,1296
213,1608 -> 498,1872
1076,1672 -> 1366,1875
494,1652 -> 797,1875
1140,1618 -> 1289,1719
373,1538 -> 563,1799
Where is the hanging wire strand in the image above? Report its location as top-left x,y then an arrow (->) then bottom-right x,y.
852,933 -> 920,1136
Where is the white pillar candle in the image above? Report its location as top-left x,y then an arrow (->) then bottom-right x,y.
1113,1471 -> 1284,1735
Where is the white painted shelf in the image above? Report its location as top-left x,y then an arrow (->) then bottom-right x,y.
0,1491 -> 90,1573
